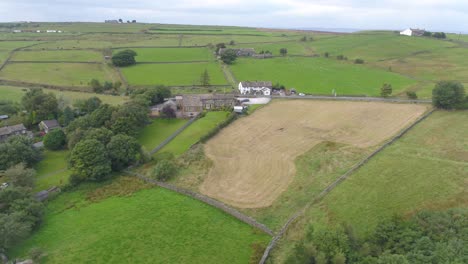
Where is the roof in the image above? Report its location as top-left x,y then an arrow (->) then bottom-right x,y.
0,124 -> 26,137
179,94 -> 235,107
41,119 -> 60,129
240,81 -> 273,88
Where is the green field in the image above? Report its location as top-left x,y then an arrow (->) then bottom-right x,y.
34,150 -> 71,191
230,57 -> 415,95
138,118 -> 188,151
0,63 -> 120,87
121,62 -> 228,86
11,180 -> 270,263
10,50 -> 103,62
0,86 -> 128,105
0,41 -> 38,63
117,47 -> 214,62
160,112 -> 230,156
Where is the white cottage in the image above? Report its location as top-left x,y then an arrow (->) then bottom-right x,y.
400,28 -> 426,37
238,81 -> 272,96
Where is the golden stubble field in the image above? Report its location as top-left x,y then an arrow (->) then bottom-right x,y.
200,100 -> 429,208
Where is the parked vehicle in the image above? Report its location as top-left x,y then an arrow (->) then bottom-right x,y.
298,93 -> 305,96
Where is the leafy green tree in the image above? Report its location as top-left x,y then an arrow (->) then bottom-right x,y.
21,88 -> 58,123
88,104 -> 115,128
381,83 -> 393,97
43,129 -> 67,150
107,134 -> 141,171
83,127 -> 114,145
73,97 -> 102,115
0,136 -> 42,170
406,91 -> 418,100
432,81 -> 466,109
354,58 -> 365,64
66,128 -> 86,149
0,100 -> 19,115
4,163 -> 36,188
313,227 -> 350,262
103,81 -> 113,91
280,48 -> 288,56
377,253 -> 409,264
90,79 -> 103,93
69,139 -> 112,182
200,69 -> 211,87
152,159 -> 177,181
111,101 -> 149,136
60,106 -> 75,126
130,85 -> 172,105
220,49 -> 237,64
112,49 -> 137,67
215,43 -> 226,54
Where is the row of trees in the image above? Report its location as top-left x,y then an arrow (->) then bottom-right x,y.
423,31 -> 447,39
286,208 -> 467,264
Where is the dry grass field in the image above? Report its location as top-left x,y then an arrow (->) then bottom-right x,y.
200,100 -> 429,208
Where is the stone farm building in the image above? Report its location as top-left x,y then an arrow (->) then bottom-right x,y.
0,124 -> 27,142
238,81 -> 272,96
400,28 -> 426,37
39,119 -> 60,134
218,48 -> 256,57
176,94 -> 235,117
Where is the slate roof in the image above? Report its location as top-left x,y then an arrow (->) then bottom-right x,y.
0,124 -> 26,137
240,81 -> 273,88
41,119 -> 60,129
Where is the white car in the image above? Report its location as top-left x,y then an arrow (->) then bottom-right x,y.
298,93 -> 305,96
0,182 -> 9,189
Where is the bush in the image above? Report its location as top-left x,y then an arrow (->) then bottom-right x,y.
380,83 -> 393,98
406,91 -> 418,100
112,49 -> 137,67
336,55 -> 345,60
432,81 -> 466,109
220,49 -> 237,64
354,58 -> 364,64
43,129 -> 66,150
152,159 -> 177,181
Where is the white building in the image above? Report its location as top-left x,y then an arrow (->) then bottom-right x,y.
12,30 -> 22,33
400,28 -> 426,37
238,81 -> 272,96
46,30 -> 57,33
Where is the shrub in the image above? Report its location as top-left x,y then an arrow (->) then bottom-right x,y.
152,159 -> 177,181
324,52 -> 329,58
112,49 -> 137,67
432,81 -> 466,109
43,129 -> 66,150
406,91 -> 418,100
380,83 -> 393,98
336,55 -> 345,60
354,58 -> 364,64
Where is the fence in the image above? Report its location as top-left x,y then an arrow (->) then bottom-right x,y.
258,108 -> 436,264
150,116 -> 198,155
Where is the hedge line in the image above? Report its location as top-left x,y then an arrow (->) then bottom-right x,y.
199,112 -> 237,143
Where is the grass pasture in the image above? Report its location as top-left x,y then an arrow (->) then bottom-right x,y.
0,63 -> 120,87
230,57 -> 415,95
11,179 -> 270,263
117,47 -> 214,62
138,118 -> 188,151
200,100 -> 428,209
121,62 -> 228,86
34,150 -> 71,191
10,50 -> 103,62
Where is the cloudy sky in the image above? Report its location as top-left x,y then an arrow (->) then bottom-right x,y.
0,0 -> 467,32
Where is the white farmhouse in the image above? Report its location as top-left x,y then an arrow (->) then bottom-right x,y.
238,81 -> 272,96
46,30 -> 57,33
400,28 -> 426,37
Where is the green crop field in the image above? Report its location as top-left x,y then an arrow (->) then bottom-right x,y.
10,50 -> 103,62
34,150 -> 71,191
138,118 -> 188,151
0,86 -> 128,105
10,180 -> 270,263
121,62 -> 228,86
116,47 -> 214,62
0,63 -> 120,87
230,57 -> 415,95
160,112 -> 230,156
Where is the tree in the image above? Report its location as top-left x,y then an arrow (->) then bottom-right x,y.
406,91 -> 418,100
112,49 -> 137,67
229,40 -> 235,45
432,81 -> 466,109
220,49 -> 237,64
131,85 -> 172,105
381,83 -> 393,98
103,81 -> 113,91
0,100 -> 19,115
21,88 -> 58,124
111,101 -> 149,136
324,52 -> 330,58
83,127 -> 114,145
433,32 -> 446,39
90,79 -> 103,93
113,81 -> 122,92
69,139 -> 112,182
161,105 -> 176,118
215,42 -> 226,54
73,97 -> 102,115
118,18 -> 123,23
300,36 -> 307,41
423,31 -> 432,37
280,48 -> 288,56
43,129 -> 66,150
200,69 -> 211,87
0,136 -> 42,170
354,58 -> 365,64
4,163 -> 36,188
132,20 -> 136,23
152,159 -> 177,181
106,134 -> 141,171
60,106 -> 75,126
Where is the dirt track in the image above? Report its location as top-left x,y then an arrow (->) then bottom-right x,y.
200,100 -> 428,208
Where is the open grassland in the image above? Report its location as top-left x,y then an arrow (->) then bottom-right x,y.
159,112 -> 230,156
0,41 -> 38,63
0,85 -> 128,105
0,63 -> 120,87
318,110 -> 468,236
138,118 -> 188,151
117,47 -> 213,62
34,150 -> 71,191
10,50 -> 103,62
11,177 -> 270,263
233,41 -> 315,56
122,62 -> 228,86
201,100 -> 428,209
230,57 -> 415,95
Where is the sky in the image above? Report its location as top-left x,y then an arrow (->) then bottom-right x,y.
0,0 -> 467,32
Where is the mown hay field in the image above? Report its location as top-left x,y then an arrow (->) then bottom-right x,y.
10,50 -> 103,62
201,100 -> 428,208
117,47 -> 214,62
121,62 -> 228,86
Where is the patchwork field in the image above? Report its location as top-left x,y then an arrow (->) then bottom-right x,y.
201,100 -> 428,208
117,47 -> 214,62
230,57 -> 415,95
11,178 -> 270,263
0,63 -> 120,87
10,50 -> 103,62
121,62 -> 228,86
